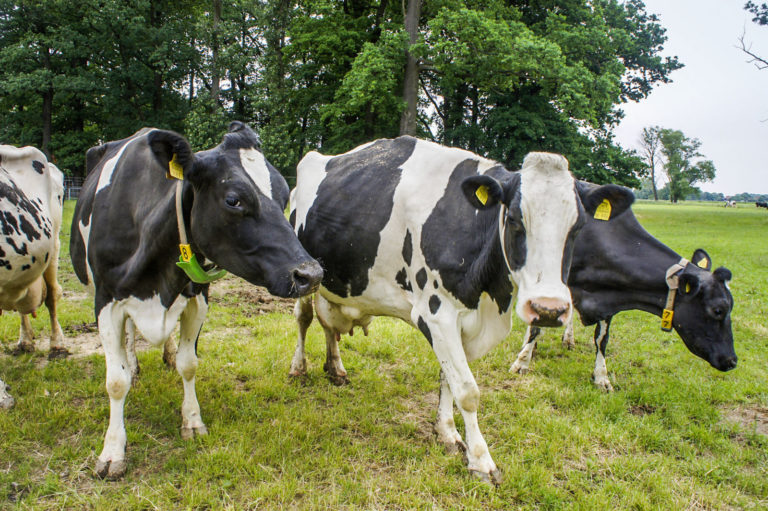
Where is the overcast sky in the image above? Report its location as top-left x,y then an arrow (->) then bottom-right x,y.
613,0 -> 768,195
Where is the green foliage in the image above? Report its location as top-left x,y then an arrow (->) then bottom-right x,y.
657,129 -> 717,203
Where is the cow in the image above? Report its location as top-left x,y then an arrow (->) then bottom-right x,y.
0,145 -> 67,409
723,200 -> 736,207
70,122 -> 323,479
288,136 -> 634,483
510,187 -> 736,391
756,201 -> 768,209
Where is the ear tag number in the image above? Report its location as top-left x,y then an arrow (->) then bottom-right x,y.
594,199 -> 611,221
661,309 -> 674,331
697,258 -> 709,269
168,154 -> 184,180
179,244 -> 192,262
475,185 -> 489,205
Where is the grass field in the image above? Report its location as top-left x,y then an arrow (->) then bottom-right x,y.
0,199 -> 766,510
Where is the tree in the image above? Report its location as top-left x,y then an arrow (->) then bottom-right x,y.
657,129 -> 716,203
639,126 -> 662,200
739,1 -> 768,69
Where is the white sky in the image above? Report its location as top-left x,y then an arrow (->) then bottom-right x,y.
614,0 -> 768,195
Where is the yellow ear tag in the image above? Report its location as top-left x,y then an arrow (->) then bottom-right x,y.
697,259 -> 708,269
168,154 -> 184,180
179,244 -> 192,263
685,282 -> 691,293
475,185 -> 489,205
661,308 -> 674,331
594,199 -> 611,221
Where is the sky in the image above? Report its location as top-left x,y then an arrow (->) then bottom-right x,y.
613,0 -> 768,195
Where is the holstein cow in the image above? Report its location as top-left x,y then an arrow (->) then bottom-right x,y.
288,137 -> 634,483
510,185 -> 736,391
70,122 -> 323,479
755,201 -> 768,209
0,145 -> 66,409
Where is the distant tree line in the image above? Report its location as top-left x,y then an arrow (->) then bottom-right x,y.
0,0 -> 680,186
635,183 -> 768,203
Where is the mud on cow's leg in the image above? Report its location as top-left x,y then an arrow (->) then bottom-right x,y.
43,252 -> 69,360
561,314 -> 575,350
510,326 -> 540,375
125,319 -> 140,385
177,294 -> 209,440
433,370 -> 466,454
162,335 -> 177,369
14,314 -> 36,354
95,303 -> 131,480
0,377 -> 14,409
322,329 -> 349,386
289,296 -> 313,378
591,318 -> 614,392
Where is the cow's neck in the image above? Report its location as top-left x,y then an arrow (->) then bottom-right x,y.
467,207 -> 515,313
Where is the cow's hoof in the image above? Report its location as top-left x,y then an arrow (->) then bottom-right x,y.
48,347 -> 71,360
562,338 -> 575,350
95,458 -> 127,480
470,468 -> 503,486
0,395 -> 14,410
592,376 -> 614,393
288,368 -> 307,379
444,438 -> 467,456
181,424 -> 208,440
324,368 -> 349,386
509,361 -> 529,375
12,343 -> 34,356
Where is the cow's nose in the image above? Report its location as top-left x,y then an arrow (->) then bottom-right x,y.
525,298 -> 571,327
715,354 -> 738,372
291,261 -> 323,296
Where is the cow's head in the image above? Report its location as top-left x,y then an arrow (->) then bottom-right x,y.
147,123 -> 322,297
462,153 -> 634,327
672,249 -> 736,371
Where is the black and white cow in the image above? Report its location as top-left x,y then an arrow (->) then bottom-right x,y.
288,137 -> 634,483
510,184 -> 736,391
756,201 -> 768,209
0,145 -> 67,409
70,122 -> 323,479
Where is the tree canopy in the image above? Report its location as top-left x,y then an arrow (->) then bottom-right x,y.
0,0 -> 681,186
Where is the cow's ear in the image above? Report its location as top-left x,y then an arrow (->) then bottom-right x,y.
576,181 -> 634,221
147,129 -> 194,179
691,249 -> 712,271
461,175 -> 503,210
678,273 -> 701,297
713,267 -> 732,283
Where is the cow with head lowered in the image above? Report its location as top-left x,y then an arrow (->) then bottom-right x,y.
288,137 -> 634,483
70,122 -> 323,479
1,145 -> 67,409
510,183 -> 736,391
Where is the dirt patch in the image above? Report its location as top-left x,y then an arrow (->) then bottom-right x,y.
722,405 -> 768,436
629,404 -> 656,416
210,277 -> 295,315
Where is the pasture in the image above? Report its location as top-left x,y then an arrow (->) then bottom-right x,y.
0,200 -> 766,509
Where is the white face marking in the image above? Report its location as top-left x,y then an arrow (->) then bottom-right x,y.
511,152 -> 578,322
239,148 -> 273,200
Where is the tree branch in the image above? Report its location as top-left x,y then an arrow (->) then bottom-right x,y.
420,75 -> 445,121
737,31 -> 768,70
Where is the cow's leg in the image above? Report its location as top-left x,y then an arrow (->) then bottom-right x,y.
125,319 -> 140,385
433,370 -> 465,454
424,314 -> 501,485
176,294 -> 208,440
289,296 -> 313,378
15,313 -> 36,353
0,377 -> 14,409
510,326 -> 541,374
96,303 -> 130,479
162,335 -> 176,369
561,313 -> 575,349
591,318 -> 613,392
314,295 -> 349,385
43,253 -> 68,359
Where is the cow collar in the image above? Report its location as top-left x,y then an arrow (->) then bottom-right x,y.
173,180 -> 228,284
661,257 -> 689,332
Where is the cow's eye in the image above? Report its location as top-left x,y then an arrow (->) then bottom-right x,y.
225,195 -> 241,208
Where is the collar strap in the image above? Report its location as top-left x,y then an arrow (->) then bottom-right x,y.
173,180 -> 227,284
498,203 -> 514,274
661,257 -> 689,331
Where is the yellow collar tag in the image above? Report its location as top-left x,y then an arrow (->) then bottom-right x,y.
179,244 -> 192,262
661,308 -> 674,331
168,154 -> 184,180
594,199 -> 611,221
475,185 -> 489,205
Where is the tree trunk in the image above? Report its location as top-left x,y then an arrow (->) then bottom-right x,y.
41,48 -> 53,158
210,0 -> 222,106
399,0 -> 421,136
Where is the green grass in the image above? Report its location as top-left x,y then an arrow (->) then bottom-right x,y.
0,199 -> 766,509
